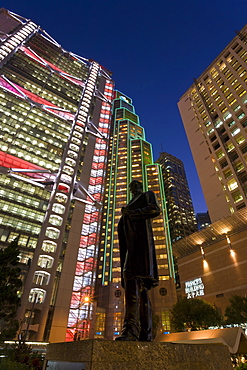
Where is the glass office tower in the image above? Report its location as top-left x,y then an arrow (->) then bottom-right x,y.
95,92 -> 177,340
156,152 -> 198,242
0,8 -> 114,342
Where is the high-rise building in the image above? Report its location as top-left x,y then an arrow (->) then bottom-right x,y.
178,25 -> 247,223
0,8 -> 177,343
156,152 -> 198,242
95,92 -> 177,340
0,8 -> 114,342
196,211 -> 211,230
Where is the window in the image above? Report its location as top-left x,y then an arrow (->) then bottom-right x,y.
220,159 -> 228,168
41,240 -> 57,253
216,150 -> 225,159
37,255 -> 54,268
49,214 -> 63,226
207,128 -> 214,135
215,120 -> 223,128
45,227 -> 60,239
28,288 -> 46,303
231,128 -> 240,136
236,162 -> 244,172
227,178 -> 238,191
224,169 -> 232,179
226,142 -> 235,152
232,190 -> 243,203
238,112 -> 245,120
223,112 -> 232,121
33,271 -> 50,285
235,135 -> 245,144
228,120 -> 235,128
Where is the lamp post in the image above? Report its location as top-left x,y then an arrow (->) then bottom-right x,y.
22,293 -> 38,343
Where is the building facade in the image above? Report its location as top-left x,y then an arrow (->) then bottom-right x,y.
0,8 -> 114,342
156,152 -> 198,242
95,92 -> 177,340
0,8 -> 177,343
172,207 -> 247,317
178,25 -> 247,223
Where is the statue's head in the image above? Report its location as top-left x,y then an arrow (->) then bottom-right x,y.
129,180 -> 143,195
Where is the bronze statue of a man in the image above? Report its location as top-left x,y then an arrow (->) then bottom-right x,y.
115,180 -> 160,341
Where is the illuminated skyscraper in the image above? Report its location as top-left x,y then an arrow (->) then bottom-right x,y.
178,25 -> 247,223
156,152 -> 198,242
0,8 -> 177,343
95,92 -> 177,340
0,8 -> 114,342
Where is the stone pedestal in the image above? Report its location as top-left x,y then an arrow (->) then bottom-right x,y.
43,339 -> 232,370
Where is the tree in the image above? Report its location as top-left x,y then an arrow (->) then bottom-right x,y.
0,237 -> 22,341
225,295 -> 247,325
235,363 -> 247,370
0,342 -> 44,370
171,297 -> 222,332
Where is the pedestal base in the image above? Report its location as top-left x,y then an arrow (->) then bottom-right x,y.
43,339 -> 232,370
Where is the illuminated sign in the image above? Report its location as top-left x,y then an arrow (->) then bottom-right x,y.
185,277 -> 204,299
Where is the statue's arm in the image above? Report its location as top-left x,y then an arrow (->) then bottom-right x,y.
129,191 -> 160,219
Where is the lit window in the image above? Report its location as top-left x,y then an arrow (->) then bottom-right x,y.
223,112 -> 232,121
216,150 -> 225,159
224,169 -> 232,179
33,271 -> 50,285
55,193 -> 68,203
227,178 -> 238,191
49,214 -> 63,226
215,120 -> 223,128
232,190 -> 243,203
45,227 -> 60,239
226,142 -> 235,152
37,255 -> 54,268
238,112 -> 245,120
207,128 -> 214,135
28,288 -> 46,303
41,240 -> 57,253
235,136 -> 245,144
231,128 -> 240,136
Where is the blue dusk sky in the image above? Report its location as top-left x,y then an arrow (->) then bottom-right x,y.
2,0 -> 247,213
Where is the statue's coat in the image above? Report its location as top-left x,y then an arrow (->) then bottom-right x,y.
118,190 -> 160,289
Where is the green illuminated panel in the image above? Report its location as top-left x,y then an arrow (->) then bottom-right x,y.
99,96 -> 175,285
115,108 -> 139,125
115,91 -> 132,104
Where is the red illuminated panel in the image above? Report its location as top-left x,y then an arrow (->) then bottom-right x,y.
87,234 -> 97,245
79,236 -> 89,247
66,81 -> 114,341
19,86 -> 57,106
0,151 -> 45,173
75,258 -> 95,275
98,128 -> 110,134
83,212 -> 99,224
92,193 -> 101,201
94,150 -> 107,156
17,86 -> 74,120
92,162 -> 105,170
0,74 -> 74,120
65,329 -> 74,342
20,46 -> 84,87
58,184 -> 70,193
89,177 -> 103,186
